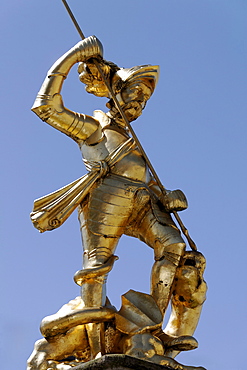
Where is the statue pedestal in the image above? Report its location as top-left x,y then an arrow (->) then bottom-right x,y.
73,354 -> 172,369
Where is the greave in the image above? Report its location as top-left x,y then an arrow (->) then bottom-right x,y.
151,242 -> 185,315
151,258 -> 178,315
164,251 -> 207,358
80,275 -> 107,308
80,275 -> 107,359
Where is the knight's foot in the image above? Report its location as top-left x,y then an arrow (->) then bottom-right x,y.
156,332 -> 198,351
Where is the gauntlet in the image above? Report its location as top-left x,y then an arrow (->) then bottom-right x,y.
47,35 -> 103,78
161,189 -> 188,212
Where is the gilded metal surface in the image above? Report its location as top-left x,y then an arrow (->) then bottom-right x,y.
115,290 -> 163,335
28,35 -> 206,370
164,252 -> 207,359
27,291 -> 206,370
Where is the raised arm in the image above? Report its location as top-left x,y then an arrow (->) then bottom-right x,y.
32,36 -> 103,142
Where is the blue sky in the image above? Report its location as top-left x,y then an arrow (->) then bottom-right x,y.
1,1 -> 247,369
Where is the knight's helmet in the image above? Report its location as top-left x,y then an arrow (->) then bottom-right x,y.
112,64 -> 159,98
118,64 -> 158,88
78,59 -> 159,121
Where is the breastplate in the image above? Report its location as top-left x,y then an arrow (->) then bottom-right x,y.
79,127 -> 150,183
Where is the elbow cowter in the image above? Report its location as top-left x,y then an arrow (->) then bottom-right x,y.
32,93 -> 99,141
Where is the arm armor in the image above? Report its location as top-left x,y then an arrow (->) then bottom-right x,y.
32,36 -> 103,141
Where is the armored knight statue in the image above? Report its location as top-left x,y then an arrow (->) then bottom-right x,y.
28,36 -> 207,370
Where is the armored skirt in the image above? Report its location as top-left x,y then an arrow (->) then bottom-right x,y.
78,173 -> 185,270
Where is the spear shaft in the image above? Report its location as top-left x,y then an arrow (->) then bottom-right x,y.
61,0 -> 197,251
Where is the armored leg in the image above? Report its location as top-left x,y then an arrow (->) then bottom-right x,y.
126,200 -> 199,351
77,177 -> 135,358
126,201 -> 185,314
78,178 -> 134,306
74,225 -> 120,359
151,242 -> 185,314
164,251 -> 207,358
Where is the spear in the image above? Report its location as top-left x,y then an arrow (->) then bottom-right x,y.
61,0 -> 197,251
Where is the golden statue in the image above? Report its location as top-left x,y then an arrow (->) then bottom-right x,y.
27,35 -> 207,370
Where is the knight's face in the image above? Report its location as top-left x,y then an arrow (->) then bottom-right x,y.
113,82 -> 152,122
121,83 -> 148,107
